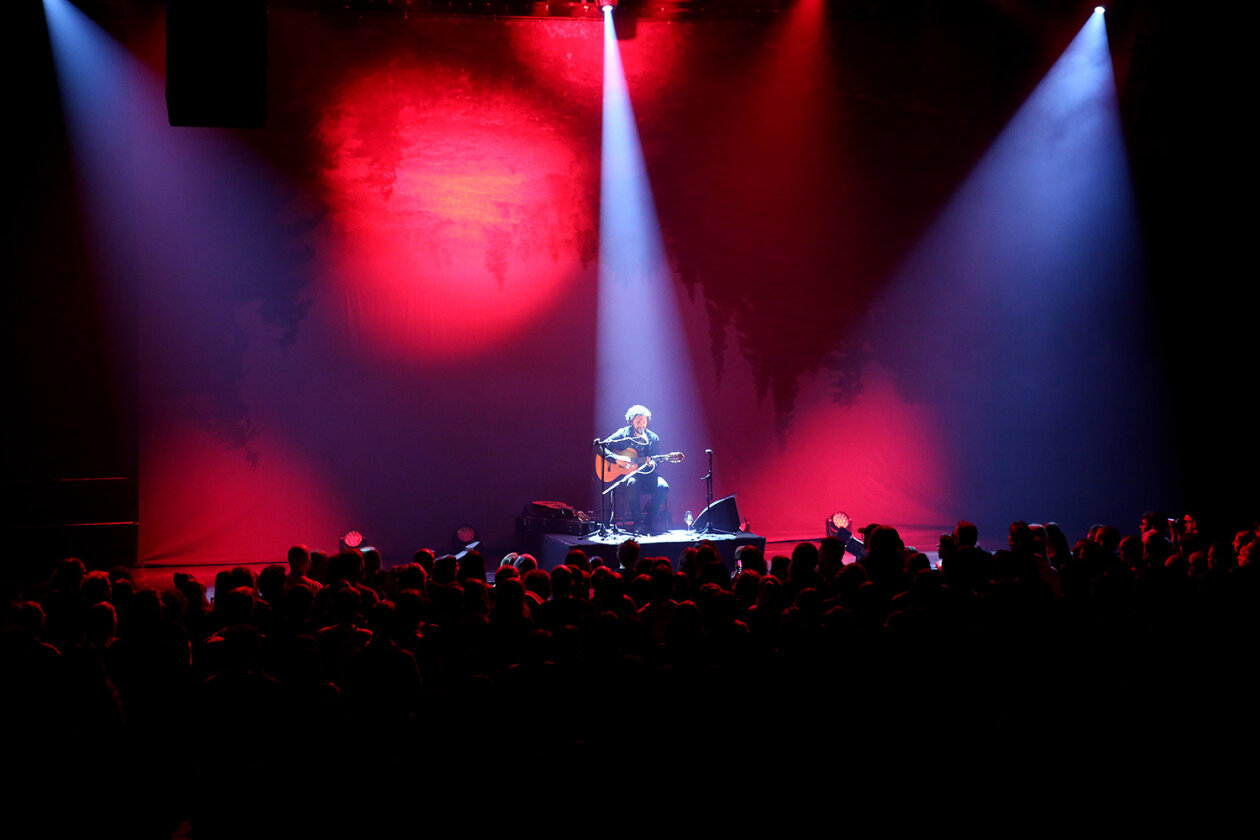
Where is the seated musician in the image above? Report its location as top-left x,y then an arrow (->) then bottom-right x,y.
602,404 -> 669,535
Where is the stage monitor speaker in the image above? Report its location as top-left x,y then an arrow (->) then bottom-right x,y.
694,494 -> 740,534
167,0 -> 267,127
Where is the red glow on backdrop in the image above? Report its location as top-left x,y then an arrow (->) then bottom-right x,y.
139,420 -> 347,565
315,58 -> 598,362
503,17 -> 684,114
736,365 -> 950,542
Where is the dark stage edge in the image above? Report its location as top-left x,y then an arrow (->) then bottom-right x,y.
521,528 -> 766,573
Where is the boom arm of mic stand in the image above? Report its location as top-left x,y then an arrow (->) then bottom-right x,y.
603,471 -> 636,495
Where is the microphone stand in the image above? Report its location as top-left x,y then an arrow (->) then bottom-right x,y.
596,435 -> 640,537
594,439 -> 613,537
699,448 -> 723,536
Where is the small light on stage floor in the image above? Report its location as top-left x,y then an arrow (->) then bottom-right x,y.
453,525 -> 479,556
341,529 -> 364,550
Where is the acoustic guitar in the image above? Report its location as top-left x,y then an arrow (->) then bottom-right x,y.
596,447 -> 686,483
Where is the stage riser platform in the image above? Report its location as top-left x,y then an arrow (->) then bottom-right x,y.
522,529 -> 767,573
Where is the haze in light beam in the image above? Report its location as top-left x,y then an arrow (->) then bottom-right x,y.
857,10 -> 1169,536
595,9 -> 705,494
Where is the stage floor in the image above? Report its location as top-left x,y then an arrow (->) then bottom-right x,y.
128,527 -> 945,598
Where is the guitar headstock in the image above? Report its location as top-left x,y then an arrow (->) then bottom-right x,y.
661,451 -> 685,464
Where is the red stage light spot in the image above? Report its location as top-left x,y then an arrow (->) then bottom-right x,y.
139,419 -> 348,565
316,61 -> 598,362
740,366 -> 951,542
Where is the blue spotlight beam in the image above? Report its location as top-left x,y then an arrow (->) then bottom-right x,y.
595,8 -> 706,507
863,11 -> 1169,536
598,9 -> 666,293
43,0 -> 334,555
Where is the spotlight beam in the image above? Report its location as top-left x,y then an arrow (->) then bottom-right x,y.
856,10 -> 1168,536
595,6 -> 705,517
